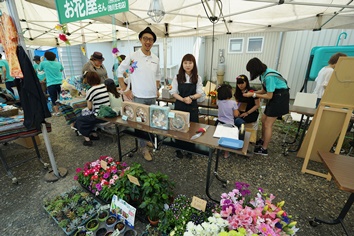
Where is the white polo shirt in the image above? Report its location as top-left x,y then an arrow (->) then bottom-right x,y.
118,49 -> 161,98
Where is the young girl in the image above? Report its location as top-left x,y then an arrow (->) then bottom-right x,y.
234,74 -> 260,127
170,54 -> 203,158
216,84 -> 239,158
104,78 -> 122,115
75,71 -> 110,146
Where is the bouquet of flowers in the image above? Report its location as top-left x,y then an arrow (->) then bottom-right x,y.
208,90 -> 217,97
74,156 -> 129,201
219,182 -> 298,236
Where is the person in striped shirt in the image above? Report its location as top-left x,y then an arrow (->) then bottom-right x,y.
74,71 -> 110,146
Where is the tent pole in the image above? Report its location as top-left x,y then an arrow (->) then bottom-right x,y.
7,0 -> 67,181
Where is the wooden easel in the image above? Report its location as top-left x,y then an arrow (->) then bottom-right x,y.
297,57 -> 354,180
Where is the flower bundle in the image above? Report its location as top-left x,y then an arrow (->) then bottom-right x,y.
219,182 -> 298,236
127,59 -> 138,74
74,156 -> 129,201
158,194 -> 219,235
209,90 -> 217,97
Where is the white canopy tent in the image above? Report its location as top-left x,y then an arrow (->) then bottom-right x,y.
2,0 -> 354,47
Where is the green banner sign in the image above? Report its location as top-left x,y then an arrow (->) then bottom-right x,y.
55,0 -> 129,24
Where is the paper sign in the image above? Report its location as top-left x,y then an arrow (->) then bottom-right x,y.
100,160 -> 107,170
136,117 -> 142,122
100,204 -> 110,211
122,115 -> 128,121
110,195 -> 136,228
127,174 -> 140,186
191,196 -> 207,212
168,112 -> 175,118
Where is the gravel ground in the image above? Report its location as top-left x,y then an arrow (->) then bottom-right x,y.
0,115 -> 353,236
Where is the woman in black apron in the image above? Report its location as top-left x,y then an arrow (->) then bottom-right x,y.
170,54 -> 204,158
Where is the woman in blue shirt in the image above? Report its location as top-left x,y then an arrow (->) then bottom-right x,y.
244,57 -> 289,156
38,51 -> 64,116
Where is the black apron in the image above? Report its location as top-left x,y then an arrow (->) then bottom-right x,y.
174,83 -> 199,123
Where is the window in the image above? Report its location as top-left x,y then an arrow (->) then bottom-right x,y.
247,37 -> 264,53
228,38 -> 244,53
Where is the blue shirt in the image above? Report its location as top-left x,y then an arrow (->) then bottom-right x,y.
260,68 -> 288,92
38,61 -> 64,86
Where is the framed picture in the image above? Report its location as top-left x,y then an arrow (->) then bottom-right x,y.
134,45 -> 159,58
247,37 -> 264,53
228,38 -> 244,54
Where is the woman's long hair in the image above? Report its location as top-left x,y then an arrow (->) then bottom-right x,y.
176,54 -> 198,84
246,57 -> 267,81
104,79 -> 120,98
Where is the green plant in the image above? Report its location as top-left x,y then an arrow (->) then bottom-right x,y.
139,172 -> 174,221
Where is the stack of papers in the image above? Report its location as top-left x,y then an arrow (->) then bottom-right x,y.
213,124 -> 239,140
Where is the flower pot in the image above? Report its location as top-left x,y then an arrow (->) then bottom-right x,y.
97,210 -> 109,222
74,229 -> 87,236
123,229 -> 137,236
210,96 -> 217,105
86,219 -> 99,231
148,216 -> 159,227
95,227 -> 107,236
105,215 -> 117,228
114,220 -> 125,233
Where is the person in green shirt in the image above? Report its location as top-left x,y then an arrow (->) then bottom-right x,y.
38,51 -> 64,116
33,55 -> 47,94
0,53 -> 15,94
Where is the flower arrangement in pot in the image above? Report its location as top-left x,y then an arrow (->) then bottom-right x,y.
74,156 -> 129,203
139,172 -> 175,225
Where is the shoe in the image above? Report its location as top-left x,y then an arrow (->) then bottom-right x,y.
185,153 -> 192,159
141,147 -> 152,161
89,135 -> 100,140
255,139 -> 264,146
83,140 -> 93,146
175,150 -> 183,159
147,141 -> 154,148
254,146 -> 268,156
223,151 -> 230,159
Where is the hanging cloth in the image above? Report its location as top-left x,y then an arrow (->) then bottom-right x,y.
17,46 -> 51,131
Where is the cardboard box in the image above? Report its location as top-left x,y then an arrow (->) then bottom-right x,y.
161,88 -> 173,99
14,135 -> 41,149
169,110 -> 190,132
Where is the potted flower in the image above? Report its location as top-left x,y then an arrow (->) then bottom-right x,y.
139,172 -> 175,225
86,218 -> 99,231
74,156 -> 129,203
208,90 -> 217,105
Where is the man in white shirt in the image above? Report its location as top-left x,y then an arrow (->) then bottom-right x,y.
118,27 -> 161,161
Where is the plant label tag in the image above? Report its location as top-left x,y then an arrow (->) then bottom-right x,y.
191,196 -> 207,212
86,232 -> 94,236
100,160 -> 108,170
136,117 -> 142,122
112,230 -> 120,236
122,115 -> 128,121
168,112 -> 175,118
127,174 -> 140,186
77,226 -> 84,231
100,204 -> 110,210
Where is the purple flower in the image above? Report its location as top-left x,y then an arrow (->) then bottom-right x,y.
103,172 -> 110,179
96,183 -> 102,191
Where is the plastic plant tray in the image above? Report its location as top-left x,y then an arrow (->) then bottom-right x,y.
218,137 -> 244,149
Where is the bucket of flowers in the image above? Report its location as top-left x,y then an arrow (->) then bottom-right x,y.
74,156 -> 129,203
218,182 -> 298,236
208,90 -> 217,105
